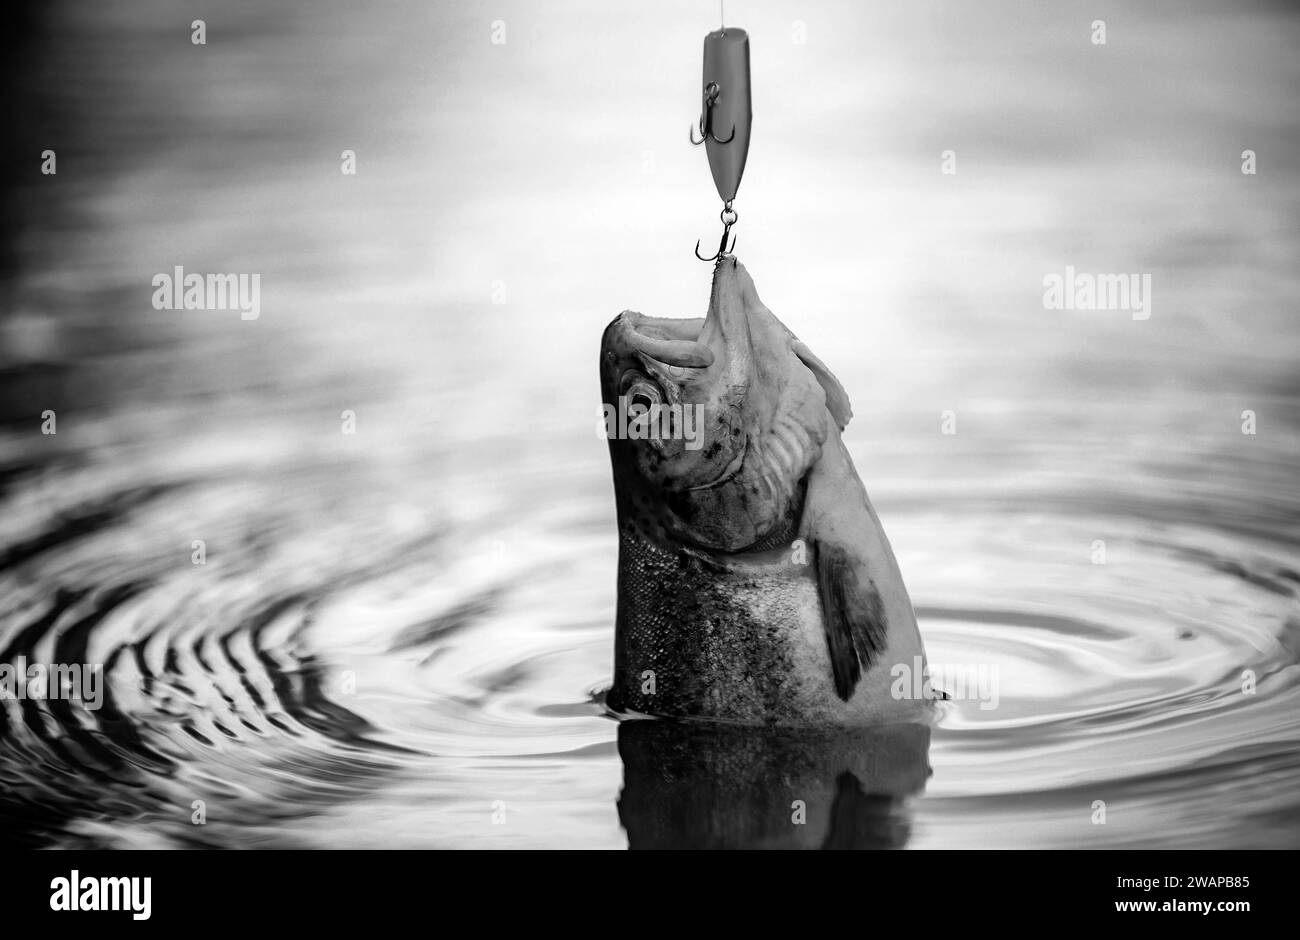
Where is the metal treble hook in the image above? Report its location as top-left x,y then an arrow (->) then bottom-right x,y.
689,82 -> 736,145
695,204 -> 738,262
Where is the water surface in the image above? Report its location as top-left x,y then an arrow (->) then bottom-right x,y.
1,0 -> 1298,848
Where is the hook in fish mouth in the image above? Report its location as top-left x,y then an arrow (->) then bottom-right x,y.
695,204 -> 738,263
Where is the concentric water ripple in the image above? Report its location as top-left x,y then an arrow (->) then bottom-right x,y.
1,439 -> 1297,848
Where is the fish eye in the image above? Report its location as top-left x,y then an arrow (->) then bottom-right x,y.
626,378 -> 662,412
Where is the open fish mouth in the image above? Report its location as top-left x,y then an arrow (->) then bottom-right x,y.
611,311 -> 714,370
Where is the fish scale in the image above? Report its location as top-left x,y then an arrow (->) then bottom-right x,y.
609,530 -> 836,723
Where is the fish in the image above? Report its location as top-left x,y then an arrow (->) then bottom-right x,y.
600,257 -> 930,724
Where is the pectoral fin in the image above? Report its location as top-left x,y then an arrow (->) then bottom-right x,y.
793,339 -> 852,431
815,539 -> 888,701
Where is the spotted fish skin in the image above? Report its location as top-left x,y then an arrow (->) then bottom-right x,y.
601,258 -> 929,725
610,532 -> 825,721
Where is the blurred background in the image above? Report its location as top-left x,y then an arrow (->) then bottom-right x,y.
0,0 -> 1297,848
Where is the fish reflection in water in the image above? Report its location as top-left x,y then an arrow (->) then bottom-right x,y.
618,720 -> 931,849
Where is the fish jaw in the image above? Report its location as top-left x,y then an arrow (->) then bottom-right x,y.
599,308 -> 749,502
600,258 -> 829,553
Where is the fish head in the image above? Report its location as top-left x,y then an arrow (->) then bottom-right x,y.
600,259 -> 829,552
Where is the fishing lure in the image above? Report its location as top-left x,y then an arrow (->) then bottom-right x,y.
689,26 -> 751,262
